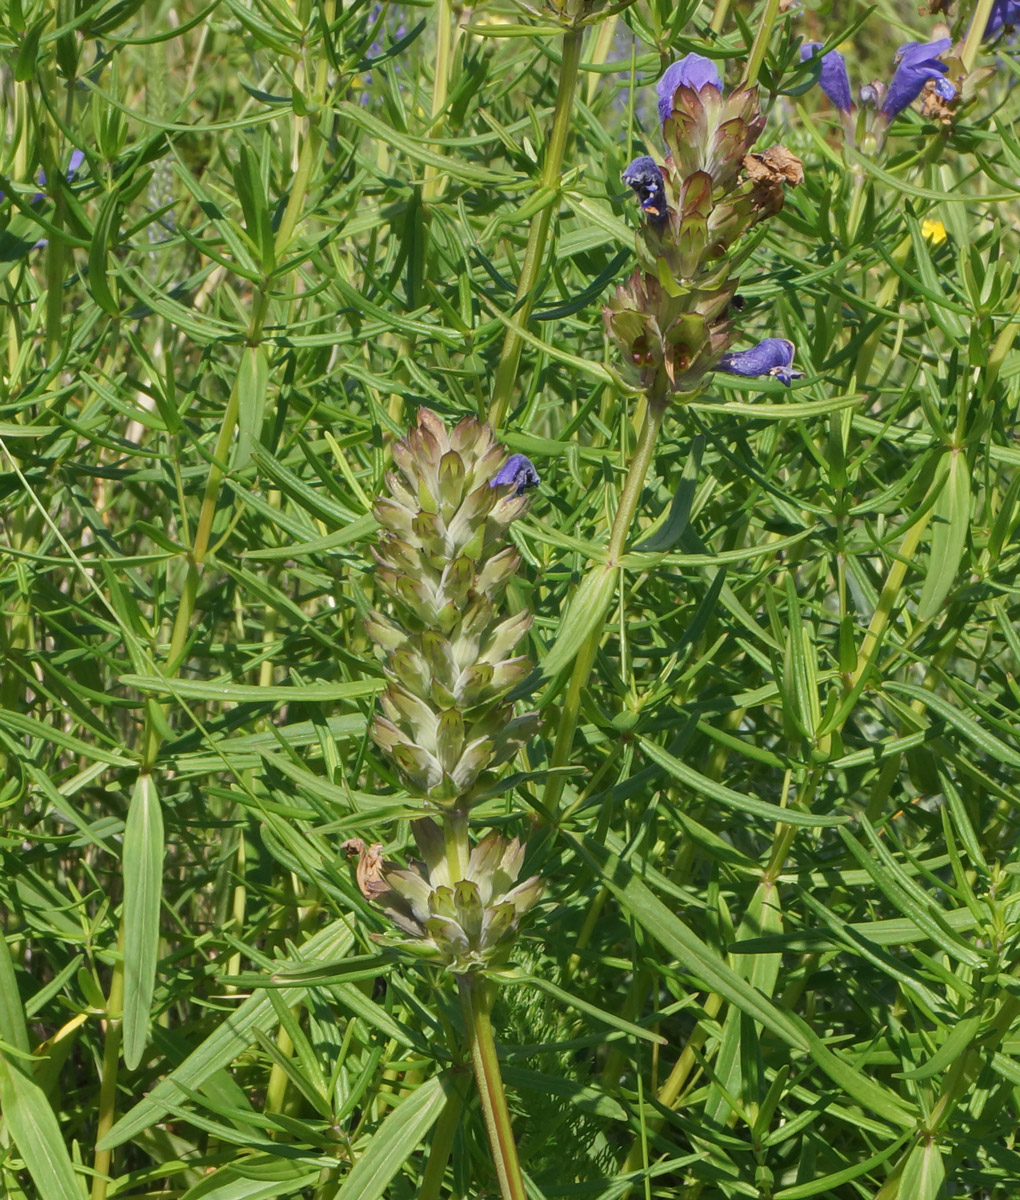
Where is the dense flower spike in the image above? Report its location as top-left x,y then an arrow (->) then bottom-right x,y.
606,59 -> 802,399
346,822 -> 543,971
367,409 -> 539,806
718,337 -> 804,386
882,39 -> 952,119
800,43 -> 852,112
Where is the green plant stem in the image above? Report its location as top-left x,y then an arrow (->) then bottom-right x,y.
872,993 -> 1020,1200
710,0 -> 732,33
541,396 -> 667,821
850,505 -> 935,691
743,0 -> 780,87
961,0 -> 996,73
419,1084 -> 467,1200
458,975 -> 526,1200
618,992 -> 724,1188
138,43 -> 327,771
423,0 -> 454,202
487,27 -> 583,429
91,947 -> 124,1200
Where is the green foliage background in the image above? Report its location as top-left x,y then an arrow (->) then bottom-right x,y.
2,0 -> 1020,1197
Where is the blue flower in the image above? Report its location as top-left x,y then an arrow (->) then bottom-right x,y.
622,156 -> 668,226
718,338 -> 804,386
800,43 -> 853,113
985,0 -> 1020,37
881,39 -> 951,119
490,454 -> 540,496
657,53 -> 722,125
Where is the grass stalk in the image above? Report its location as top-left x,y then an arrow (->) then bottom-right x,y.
743,0 -> 780,87
542,395 -> 667,821
487,27 -> 584,429
961,0 -> 996,73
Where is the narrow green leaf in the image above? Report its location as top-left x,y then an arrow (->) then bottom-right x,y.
917,449 -> 970,621
774,1131 -> 913,1199
178,1162 -> 320,1200
120,675 -> 383,702
896,1138 -> 947,1200
0,932 -> 29,1057
122,773 -> 164,1070
333,1075 -> 446,1200
234,344 -> 269,470
88,185 -> 124,316
575,836 -> 916,1128
0,1055 -> 86,1200
538,564 -> 615,685
99,923 -> 355,1149
883,681 -> 1020,769
503,972 -> 665,1044
899,1012 -> 983,1081
638,737 -> 846,827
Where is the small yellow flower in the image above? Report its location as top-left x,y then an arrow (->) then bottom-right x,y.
921,218 -> 948,245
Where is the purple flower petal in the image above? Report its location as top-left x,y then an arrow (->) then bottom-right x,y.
933,77 -> 957,101
985,0 -> 1020,37
490,454 -> 540,496
657,53 -> 723,125
717,338 -> 804,386
622,156 -> 668,225
800,43 -> 853,113
882,38 -> 951,118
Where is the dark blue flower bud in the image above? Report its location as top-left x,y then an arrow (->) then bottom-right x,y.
859,82 -> 883,108
622,156 -> 668,226
800,43 -> 853,113
985,0 -> 1020,38
717,338 -> 804,386
933,77 -> 957,101
881,39 -> 951,119
657,53 -> 723,125
490,454 -> 540,496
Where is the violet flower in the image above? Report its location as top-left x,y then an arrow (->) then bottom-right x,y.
881,39 -> 952,119
656,53 -> 722,125
490,454 -> 539,496
985,0 -> 1020,37
800,43 -> 852,112
717,338 -> 804,387
622,156 -> 668,227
